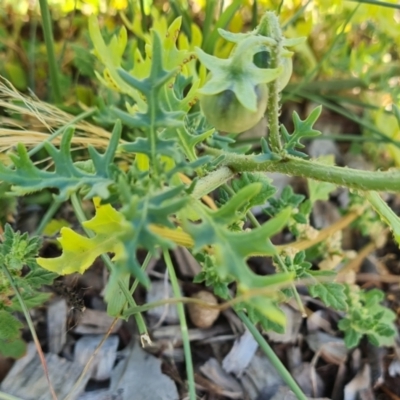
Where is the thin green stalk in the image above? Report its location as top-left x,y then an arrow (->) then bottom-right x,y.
236,133 -> 392,146
0,392 -> 24,400
70,194 -> 148,336
34,200 -> 62,236
246,210 -> 305,316
348,0 -> 400,9
38,0 -> 61,103
130,252 -> 152,295
257,12 -> 283,152
283,62 -> 400,94
281,0 -> 312,29
274,254 -> 306,317
251,0 -> 258,29
365,191 -> 400,242
237,310 -> 308,400
28,16 -> 38,91
1,266 -> 58,400
203,0 -> 218,43
163,250 -> 196,400
207,150 -> 400,193
28,107 -> 97,157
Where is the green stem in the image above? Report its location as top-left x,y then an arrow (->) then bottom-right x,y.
348,0 -> 400,9
163,250 -> 196,400
130,252 -> 152,295
28,107 -> 97,157
28,16 -> 38,91
257,12 -> 283,152
246,212 -> 305,315
38,0 -> 61,103
274,254 -> 306,317
2,266 -> 58,400
192,166 -> 235,199
365,191 -> 400,242
237,310 -> 308,400
284,63 -> 400,94
34,200 -> 62,236
70,194 -> 148,336
0,392 -> 25,400
210,150 -> 400,193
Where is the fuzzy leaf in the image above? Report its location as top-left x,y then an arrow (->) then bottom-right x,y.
309,282 -> 347,311
10,292 -> 52,311
0,337 -> 26,359
231,173 -> 276,209
24,268 -> 58,288
0,311 -> 23,340
343,328 -> 363,349
339,286 -> 397,348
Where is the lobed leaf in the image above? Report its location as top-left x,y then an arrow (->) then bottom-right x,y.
0,122 -> 122,201
281,106 -> 322,158
37,198 -> 128,275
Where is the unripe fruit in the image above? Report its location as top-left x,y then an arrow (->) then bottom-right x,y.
200,84 -> 269,133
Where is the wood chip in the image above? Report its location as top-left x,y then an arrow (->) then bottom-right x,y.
344,364 -> 372,400
73,308 -> 122,335
173,247 -> 201,278
222,329 -> 258,377
146,280 -> 179,325
240,352 -> 284,400
47,297 -> 68,354
306,331 -> 348,365
74,335 -> 119,381
151,324 -> 230,342
1,342 -> 89,399
200,357 -> 243,397
109,342 -> 179,400
78,389 -> 123,400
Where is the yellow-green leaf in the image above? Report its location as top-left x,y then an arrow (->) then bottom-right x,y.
37,198 -> 127,275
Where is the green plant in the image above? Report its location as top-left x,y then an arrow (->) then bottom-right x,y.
0,8 -> 400,400
339,287 -> 396,348
0,224 -> 57,358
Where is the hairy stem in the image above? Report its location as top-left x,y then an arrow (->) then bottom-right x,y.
208,150 -> 400,193
257,12 -> 283,152
191,166 -> 235,198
